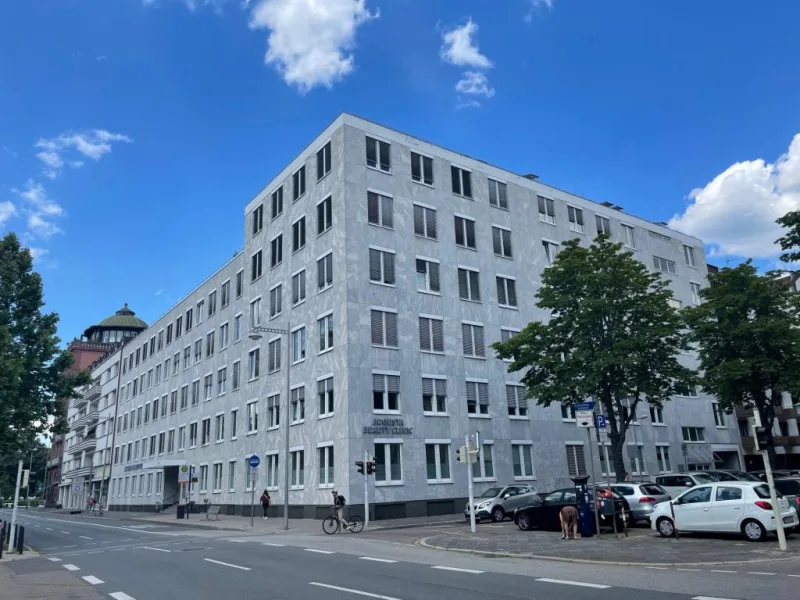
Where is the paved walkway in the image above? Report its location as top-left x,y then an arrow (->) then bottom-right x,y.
0,560 -> 105,600
417,522 -> 800,566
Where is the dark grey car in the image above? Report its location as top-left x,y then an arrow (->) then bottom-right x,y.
607,483 -> 671,524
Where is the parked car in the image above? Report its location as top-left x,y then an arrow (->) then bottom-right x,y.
605,483 -> 671,524
464,485 -> 538,523
654,473 -> 716,498
651,481 -> 799,541
773,478 -> 800,517
513,487 -> 631,532
751,470 -> 800,481
704,470 -> 762,483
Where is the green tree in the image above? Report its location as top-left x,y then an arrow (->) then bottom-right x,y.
684,261 -> 800,465
0,233 -> 89,457
493,235 -> 695,482
775,211 -> 800,263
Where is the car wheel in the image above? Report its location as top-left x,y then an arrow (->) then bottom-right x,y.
491,506 -> 505,523
656,517 -> 675,538
742,519 -> 767,542
517,513 -> 532,531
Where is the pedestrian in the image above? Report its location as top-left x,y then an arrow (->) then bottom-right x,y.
87,496 -> 95,512
260,489 -> 270,520
559,505 -> 579,540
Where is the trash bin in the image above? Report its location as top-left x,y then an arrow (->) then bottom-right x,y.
571,475 -> 594,538
176,504 -> 185,519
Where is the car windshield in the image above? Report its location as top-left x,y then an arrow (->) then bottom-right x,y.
478,487 -> 504,499
732,471 -> 761,482
693,473 -> 716,483
754,484 -> 783,499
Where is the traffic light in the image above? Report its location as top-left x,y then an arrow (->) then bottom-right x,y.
755,427 -> 772,450
456,446 -> 467,463
366,461 -> 375,475
355,460 -> 364,474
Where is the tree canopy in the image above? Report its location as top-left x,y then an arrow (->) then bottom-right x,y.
493,235 -> 695,482
776,210 -> 800,264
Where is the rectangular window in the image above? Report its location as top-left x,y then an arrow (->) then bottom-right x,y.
316,141 -> 331,180
247,401 -> 259,433
370,309 -> 398,348
292,216 -> 306,252
317,252 -> 333,290
566,443 -> 587,477
292,326 -> 306,363
656,445 -> 672,473
457,268 -> 480,301
419,315 -> 444,353
232,361 -> 240,391
649,405 -> 664,424
199,465 -> 208,493
496,276 -> 517,308
167,429 -> 175,453
684,245 -> 697,267
413,203 -> 437,240
269,284 -> 282,318
250,298 -> 262,328
506,384 -> 527,417
492,226 -> 513,258
189,423 -> 197,448
512,444 -> 535,479
251,250 -> 262,282
690,282 -> 702,304
270,235 -> 283,268
172,353 -> 180,376
318,445 -> 334,487
221,280 -> 230,308
266,454 -> 279,489
367,190 -> 393,229
628,444 -> 646,475
292,270 -> 306,305
180,385 -> 188,410
317,196 -> 332,235
166,324 -> 173,346
293,165 -> 306,201
170,390 -> 177,414
488,178 -> 507,209
542,240 -> 560,265
366,136 -> 390,172
472,444 -> 494,480
230,409 -> 238,439
318,376 -> 334,417
206,331 -> 215,357
454,215 -> 476,249
157,330 -> 164,351
151,399 -> 159,421
422,377 -> 447,415
622,224 -> 636,249
271,186 -> 283,219
179,425 -> 187,449
215,414 -> 225,442
228,460 -> 236,491
291,386 -> 305,422
267,338 -> 282,373
219,323 -> 228,350
374,442 -> 402,483
451,165 -> 472,198
234,314 -> 242,342
204,375 -> 213,401
248,348 -> 260,379
462,322 -> 485,358
712,403 -> 725,427
538,195 -> 555,224
267,394 -> 280,429
682,427 -> 705,442
193,339 -> 202,363
217,367 -> 227,395
411,152 -> 433,185
182,346 -> 190,370
373,373 -> 400,412
252,204 -> 263,236
568,206 -> 585,233
158,431 -> 166,454
290,449 -> 305,488
318,313 -> 333,352
191,380 -> 200,406
212,463 -> 223,493
675,382 -> 698,397
466,380 -> 489,415
596,215 -> 611,235
416,258 -> 440,294
235,270 -> 244,298
653,256 -> 676,274
369,248 -> 395,285
425,443 -> 451,483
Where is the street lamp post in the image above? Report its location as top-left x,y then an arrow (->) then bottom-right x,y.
250,323 -> 291,531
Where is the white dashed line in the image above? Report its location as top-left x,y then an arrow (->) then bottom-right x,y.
45,527 -> 53,530
432,566 -> 484,574
261,542 -> 286,547
692,597 -> 741,600
79,535 -> 93,540
102,540 -> 114,543
204,558 -> 251,571
310,582 -> 401,600
82,575 -> 104,585
748,572 -> 776,576
359,557 -> 398,563
60,531 -> 70,534
536,578 -> 610,589
46,557 -> 61,562
140,546 -> 171,552
110,593 -> 137,600
646,566 -> 668,570
710,570 -> 737,574
789,574 -> 800,578
63,545 -> 78,548
304,549 -> 334,554
63,564 -> 80,571
227,539 -> 248,542
677,568 -> 702,572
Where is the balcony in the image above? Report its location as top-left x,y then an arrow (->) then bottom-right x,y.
68,437 -> 97,455
64,465 -> 92,478
735,405 -> 799,420
46,457 -> 61,469
70,410 -> 99,431
72,383 -> 100,409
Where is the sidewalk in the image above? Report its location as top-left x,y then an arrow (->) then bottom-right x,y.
0,560 -> 105,600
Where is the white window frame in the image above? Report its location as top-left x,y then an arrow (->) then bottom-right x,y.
472,442 -> 495,482
418,314 -> 444,354
413,202 -> 437,240
537,195 -> 556,225
290,383 -> 305,424
367,188 -> 394,230
372,370 -> 401,414
425,440 -> 452,484
451,164 -> 472,199
683,244 -> 697,268
567,205 -> 585,234
622,223 -> 636,249
492,224 -> 513,258
496,274 -> 517,308
542,239 -> 560,265
690,281 -> 702,305
292,268 -> 307,306
457,266 -> 481,302
317,250 -> 333,292
246,400 -> 259,434
374,438 -> 404,486
421,375 -> 448,416
317,374 -> 334,419
511,441 -> 535,480
368,245 -> 396,286
318,311 -> 334,354
317,442 -> 335,488
454,214 -> 476,250
416,256 -> 440,295
266,452 -> 279,490
290,446 -> 305,490
656,444 -> 672,474
269,283 -> 283,319
291,325 -> 307,364
465,378 -> 490,417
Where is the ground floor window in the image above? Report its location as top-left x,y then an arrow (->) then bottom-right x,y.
374,441 -> 403,484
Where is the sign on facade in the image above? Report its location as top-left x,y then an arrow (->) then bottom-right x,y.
178,465 -> 190,484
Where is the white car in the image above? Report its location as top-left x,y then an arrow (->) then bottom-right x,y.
651,481 -> 799,542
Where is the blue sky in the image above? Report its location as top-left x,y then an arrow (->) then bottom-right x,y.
1,0 -> 799,343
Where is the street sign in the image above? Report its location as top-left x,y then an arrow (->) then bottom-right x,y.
249,470 -> 258,484
248,455 -> 260,469
596,414 -> 607,429
178,465 -> 190,484
573,401 -> 595,412
576,410 -> 594,427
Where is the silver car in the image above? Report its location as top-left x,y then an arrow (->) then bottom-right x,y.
606,483 -> 671,524
654,473 -> 717,499
464,485 -> 538,523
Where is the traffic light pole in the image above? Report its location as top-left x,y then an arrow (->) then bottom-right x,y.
466,434 -> 476,534
364,449 -> 369,530
752,413 -> 787,550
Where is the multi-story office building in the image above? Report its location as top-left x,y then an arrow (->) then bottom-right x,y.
106,114 -> 742,519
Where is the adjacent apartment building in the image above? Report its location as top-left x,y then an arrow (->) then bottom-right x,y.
103,114 -> 742,519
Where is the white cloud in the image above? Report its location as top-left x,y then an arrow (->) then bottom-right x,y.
0,201 -> 16,226
440,19 -> 493,69
2,145 -> 17,158
155,289 -> 164,296
28,247 -> 49,261
248,0 -> 377,93
28,214 -> 62,238
34,129 -> 131,177
13,180 -> 64,216
456,71 -> 495,98
668,133 -> 800,259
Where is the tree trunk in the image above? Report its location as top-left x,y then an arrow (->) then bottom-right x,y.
608,432 -> 627,483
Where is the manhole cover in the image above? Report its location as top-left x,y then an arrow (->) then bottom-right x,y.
181,547 -> 212,552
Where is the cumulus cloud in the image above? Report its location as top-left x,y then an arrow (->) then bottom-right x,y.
28,247 -> 49,261
456,71 -> 495,98
668,134 -> 800,259
27,214 -> 62,238
34,129 -> 131,178
0,201 -> 16,227
249,0 -> 378,93
440,19 -> 493,69
13,180 -> 64,217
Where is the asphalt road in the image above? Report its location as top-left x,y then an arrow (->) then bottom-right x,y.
3,509 -> 798,600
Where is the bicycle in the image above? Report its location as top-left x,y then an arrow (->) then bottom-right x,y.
322,505 -> 363,534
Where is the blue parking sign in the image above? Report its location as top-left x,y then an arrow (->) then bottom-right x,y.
595,414 -> 607,429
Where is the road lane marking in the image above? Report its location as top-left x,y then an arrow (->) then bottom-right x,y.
110,593 -> 137,600
101,541 -> 114,543
710,570 -> 737,574
261,542 -> 286,547
432,566 -> 484,574
692,597 -> 742,600
46,557 -> 61,562
60,531 -> 70,534
304,549 -> 334,554
789,574 -> 800,578
140,546 -> 171,552
79,535 -> 92,540
82,575 -> 104,585
748,572 -> 776,576
45,527 -> 53,530
63,564 -> 80,571
50,520 -> 179,537
63,545 -> 78,548
227,539 -> 248,542
359,557 -> 398,563
204,558 -> 251,571
310,582 -> 401,600
536,578 -> 610,589
677,568 -> 702,572
645,566 -> 667,570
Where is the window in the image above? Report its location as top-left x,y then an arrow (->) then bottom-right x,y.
151,399 -> 159,421
266,337 -> 281,372
318,445 -> 334,487
232,361 -> 240,391
271,186 -> 283,219
158,330 -> 164,351
219,323 -> 229,350
199,465 -> 208,493
369,248 -> 395,285
217,367 -> 227,395
292,270 -> 306,305
210,463 -> 222,493
425,443 -> 451,483
179,385 -> 188,410
189,422 -> 197,447
374,442 -> 402,483
487,178 -> 508,209
215,414 -> 224,442
413,203 -> 437,240
422,377 -> 447,414
291,386 -> 305,422
266,454 -> 279,489
653,256 -> 676,274
512,444 -> 535,479
293,165 -> 306,201
458,268 -> 480,301
251,250 -> 262,282
191,380 -> 200,406
682,427 -> 705,442
252,204 -> 263,236
247,401 -> 259,433
318,313 -> 334,352
690,282 -> 701,304
466,380 -> 489,415
675,382 -> 698,397
496,276 -> 517,308
316,141 -> 331,180
269,284 -> 282,318
596,215 -> 611,235
248,348 -> 260,379
234,314 -> 242,343
451,165 -> 472,198
683,245 -> 696,267
656,445 -> 672,473
185,307 -> 193,332
144,403 -> 150,424
628,444 -> 646,475
172,353 -> 180,376
568,206 -> 585,233
206,331 -> 215,357
506,384 -> 527,417
204,374 -> 213,401
250,298 -> 261,328
419,315 -> 444,353
317,252 -> 333,290
538,195 -> 555,224
367,191 -> 393,229
712,403 -> 726,427
221,280 -> 230,308
182,346 -> 190,370
622,224 -> 636,249
472,444 -> 494,480
373,372 -> 400,412
201,418 -> 211,446
230,409 -> 238,439
290,449 -> 305,488
317,196 -> 332,235
318,376 -> 334,417
462,322 -> 485,358
227,460 -> 236,491
291,326 -> 306,363
267,394 -> 280,429
292,216 -> 306,252
166,324 -> 173,346
454,215 -> 476,249
565,444 -> 587,477
411,152 -> 433,185
366,136 -> 390,172
170,390 -> 178,414
270,235 -> 283,269
492,226 -> 513,258
542,240 -> 560,265
415,258 -> 440,294
649,405 -> 664,424
370,309 -> 398,348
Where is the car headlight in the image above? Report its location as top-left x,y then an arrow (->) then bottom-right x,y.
478,501 -> 491,509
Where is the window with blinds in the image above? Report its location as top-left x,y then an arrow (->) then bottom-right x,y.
462,323 -> 485,358
488,179 -> 508,209
292,269 -> 306,305
291,386 -> 305,422
371,310 -> 398,348
318,376 -> 334,416
367,191 -> 394,229
566,444 -> 587,477
413,204 -> 437,239
454,215 -> 476,249
422,377 -> 447,414
369,248 -> 395,285
496,276 -> 517,308
373,373 -> 400,412
506,384 -> 527,417
267,338 -> 281,373
458,268 -> 480,301
267,394 -> 280,429
419,316 -> 444,353
492,226 -> 513,258
466,380 -> 489,415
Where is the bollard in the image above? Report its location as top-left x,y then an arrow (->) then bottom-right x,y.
17,526 -> 24,554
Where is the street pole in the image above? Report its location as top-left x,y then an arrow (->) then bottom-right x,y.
364,449 -> 369,530
466,433 -> 476,534
250,465 -> 255,528
282,321 -> 291,531
103,342 -> 128,513
752,411 -> 787,550
9,460 -> 23,550
586,426 -> 601,537
26,449 -> 33,505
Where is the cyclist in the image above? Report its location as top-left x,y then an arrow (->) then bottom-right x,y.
332,489 -> 348,530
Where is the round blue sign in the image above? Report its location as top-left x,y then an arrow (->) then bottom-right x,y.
248,455 -> 260,468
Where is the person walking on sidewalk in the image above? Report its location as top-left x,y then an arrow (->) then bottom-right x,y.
260,490 -> 271,520
559,505 -> 580,540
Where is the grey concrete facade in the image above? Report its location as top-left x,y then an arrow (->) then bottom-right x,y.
106,114 -> 742,518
